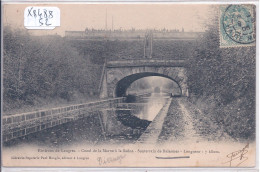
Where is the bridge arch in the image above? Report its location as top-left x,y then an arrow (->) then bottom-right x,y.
115,72 -> 182,97
99,59 -> 188,98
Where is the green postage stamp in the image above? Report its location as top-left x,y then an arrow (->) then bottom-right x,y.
219,4 -> 256,48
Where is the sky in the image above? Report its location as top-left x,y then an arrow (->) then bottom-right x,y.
3,4 -> 211,36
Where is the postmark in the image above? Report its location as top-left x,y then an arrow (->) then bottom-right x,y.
219,5 -> 255,47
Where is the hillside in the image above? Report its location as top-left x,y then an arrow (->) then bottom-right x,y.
68,39 -> 195,63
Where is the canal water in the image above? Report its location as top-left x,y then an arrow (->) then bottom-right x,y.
4,93 -> 170,148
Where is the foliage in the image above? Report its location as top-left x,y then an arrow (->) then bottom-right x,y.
187,8 -> 255,140
3,27 -> 101,112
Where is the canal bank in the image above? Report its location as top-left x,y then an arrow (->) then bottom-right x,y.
158,97 -> 232,144
135,98 -> 172,144
3,93 -> 170,147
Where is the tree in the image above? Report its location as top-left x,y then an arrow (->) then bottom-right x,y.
187,6 -> 255,140
3,27 -> 102,112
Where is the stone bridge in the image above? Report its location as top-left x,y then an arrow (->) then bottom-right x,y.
100,59 -> 188,98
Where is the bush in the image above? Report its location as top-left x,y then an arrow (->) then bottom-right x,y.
3,27 -> 101,112
187,7 -> 255,140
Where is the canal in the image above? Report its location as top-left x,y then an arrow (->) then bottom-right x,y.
4,93 -> 170,148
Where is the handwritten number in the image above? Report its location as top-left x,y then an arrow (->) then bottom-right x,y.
45,18 -> 51,26
44,9 -> 48,18
33,10 -> 37,18
27,7 -> 54,26
39,18 -> 43,26
37,9 -> 43,26
49,11 -> 53,18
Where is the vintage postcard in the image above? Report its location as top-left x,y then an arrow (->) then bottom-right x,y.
1,3 -> 257,168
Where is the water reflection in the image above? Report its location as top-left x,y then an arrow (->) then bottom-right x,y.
133,93 -> 168,121
4,93 -> 169,147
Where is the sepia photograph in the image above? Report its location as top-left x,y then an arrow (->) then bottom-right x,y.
1,3 -> 257,168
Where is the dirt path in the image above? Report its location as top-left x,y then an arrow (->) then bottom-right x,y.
157,97 -> 231,144
183,98 -> 232,141
137,97 -> 231,145
157,98 -> 203,143
178,101 -> 199,141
